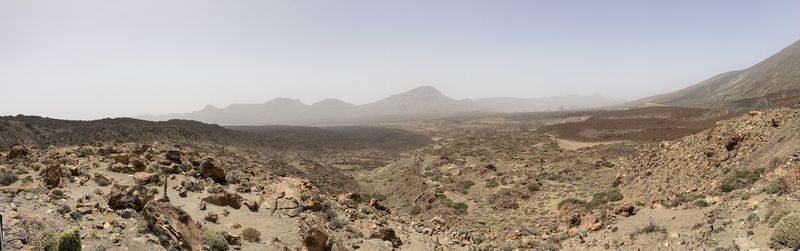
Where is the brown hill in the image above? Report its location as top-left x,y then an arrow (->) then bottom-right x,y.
630,39 -> 800,110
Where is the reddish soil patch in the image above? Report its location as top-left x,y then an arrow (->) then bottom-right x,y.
538,107 -> 738,142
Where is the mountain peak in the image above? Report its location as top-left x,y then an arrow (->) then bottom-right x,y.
404,86 -> 443,96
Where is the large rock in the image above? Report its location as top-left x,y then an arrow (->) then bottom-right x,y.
113,154 -> 130,165
7,145 -> 29,160
109,162 -> 144,174
108,184 -> 151,211
369,227 -> 403,247
202,192 -> 243,209
133,172 -> 160,186
200,158 -> 226,183
143,202 -> 203,250
165,150 -> 182,163
41,163 -> 63,189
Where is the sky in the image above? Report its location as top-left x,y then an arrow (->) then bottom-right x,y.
1,0 -> 799,120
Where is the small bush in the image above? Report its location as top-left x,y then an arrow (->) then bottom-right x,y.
764,179 -> 782,194
206,185 -> 224,194
692,199 -> 709,208
630,222 -> 666,237
410,205 -> 421,216
770,213 -> 800,248
558,198 -> 587,209
594,160 -> 615,168
451,202 -> 469,215
202,231 -> 230,251
0,170 -> 19,186
768,206 -> 797,226
527,183 -> 541,192
241,227 -> 261,243
485,179 -> 499,188
329,217 -> 346,230
459,180 -> 476,192
719,168 -> 763,192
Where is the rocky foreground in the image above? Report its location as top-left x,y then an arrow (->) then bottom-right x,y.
0,107 -> 799,250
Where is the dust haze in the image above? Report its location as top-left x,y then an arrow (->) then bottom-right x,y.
2,1 -> 800,251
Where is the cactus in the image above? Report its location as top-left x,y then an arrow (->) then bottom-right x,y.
46,227 -> 81,251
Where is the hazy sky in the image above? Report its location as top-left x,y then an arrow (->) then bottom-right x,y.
1,0 -> 799,120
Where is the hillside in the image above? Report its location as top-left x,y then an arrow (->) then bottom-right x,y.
138,86 -> 622,126
0,115 -> 431,153
629,39 -> 800,109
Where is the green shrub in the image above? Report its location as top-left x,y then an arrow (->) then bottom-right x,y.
451,202 -> 469,215
206,185 -> 224,194
770,213 -> 800,248
410,205 -> 421,216
692,199 -> 709,208
719,169 -> 763,192
46,228 -> 81,251
768,206 -> 797,226
202,231 -> 230,251
459,180 -> 476,192
485,179 -> 499,188
661,193 -> 703,209
0,170 -> 19,186
527,183 -> 541,192
241,227 -> 261,243
764,179 -> 782,194
630,222 -> 666,237
594,160 -> 615,168
558,198 -> 587,209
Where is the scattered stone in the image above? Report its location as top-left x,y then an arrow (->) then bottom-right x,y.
205,212 -> 219,223
203,192 -> 243,209
369,199 -> 390,213
244,198 -> 260,212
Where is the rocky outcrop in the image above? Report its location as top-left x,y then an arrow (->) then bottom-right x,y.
7,145 -> 28,160
108,184 -> 151,211
143,201 -> 204,250
41,163 -> 62,189
200,158 -> 226,183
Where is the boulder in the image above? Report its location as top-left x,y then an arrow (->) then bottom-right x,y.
369,199 -> 390,213
113,154 -> 130,165
143,202 -> 203,250
108,184 -> 151,212
130,157 -> 147,172
244,198 -> 260,212
109,163 -> 138,174
165,150 -> 182,163
200,158 -> 226,183
203,192 -> 243,209
133,172 -> 160,186
204,213 -> 219,223
369,227 -> 403,247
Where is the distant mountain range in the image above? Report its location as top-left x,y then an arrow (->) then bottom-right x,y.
628,39 -> 800,110
138,86 -> 623,125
